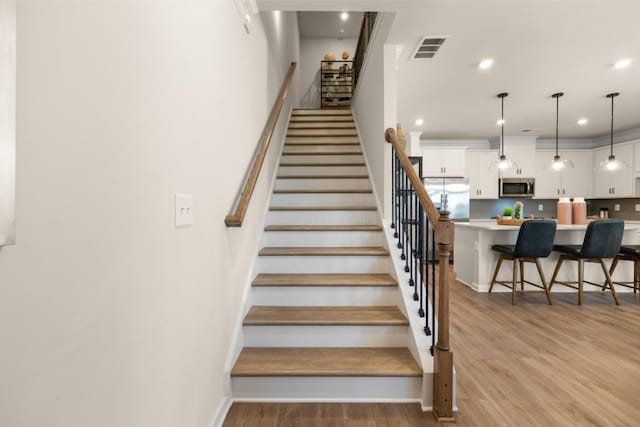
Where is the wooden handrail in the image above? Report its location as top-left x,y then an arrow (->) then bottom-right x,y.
385,126 -> 455,421
385,128 -> 440,229
225,62 -> 297,227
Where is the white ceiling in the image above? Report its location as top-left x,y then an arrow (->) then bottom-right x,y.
298,11 -> 364,38
388,1 -> 640,140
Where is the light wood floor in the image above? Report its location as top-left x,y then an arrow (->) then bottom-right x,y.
224,279 -> 640,426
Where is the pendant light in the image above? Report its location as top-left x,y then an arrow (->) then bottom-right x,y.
545,92 -> 574,171
490,92 -> 519,171
596,92 -> 629,172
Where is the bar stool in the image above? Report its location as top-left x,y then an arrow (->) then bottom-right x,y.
608,245 -> 640,293
489,220 -> 556,305
549,219 -> 624,305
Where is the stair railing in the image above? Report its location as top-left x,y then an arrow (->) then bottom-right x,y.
352,12 -> 377,91
225,62 -> 297,227
385,128 -> 455,421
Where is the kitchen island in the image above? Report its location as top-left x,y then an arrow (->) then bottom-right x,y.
454,221 -> 640,293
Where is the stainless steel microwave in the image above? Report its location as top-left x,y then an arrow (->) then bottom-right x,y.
499,178 -> 535,198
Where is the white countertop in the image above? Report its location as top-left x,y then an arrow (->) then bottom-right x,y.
457,220 -> 640,231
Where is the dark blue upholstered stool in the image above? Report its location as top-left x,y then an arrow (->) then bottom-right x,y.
489,220 -> 557,305
549,219 -> 624,305
609,245 -> 640,294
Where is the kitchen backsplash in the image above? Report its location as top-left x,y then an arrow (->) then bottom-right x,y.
471,198 -> 640,220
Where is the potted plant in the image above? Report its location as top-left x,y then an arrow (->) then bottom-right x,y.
502,206 -> 513,219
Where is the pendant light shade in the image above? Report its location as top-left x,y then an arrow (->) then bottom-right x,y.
545,92 -> 574,171
596,92 -> 629,172
489,92 -> 519,171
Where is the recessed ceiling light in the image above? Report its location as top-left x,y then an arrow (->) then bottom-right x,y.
577,118 -> 588,125
479,59 -> 494,70
340,29 -> 345,33
340,12 -> 349,21
614,58 -> 632,69
415,118 -> 424,126
496,119 -> 505,126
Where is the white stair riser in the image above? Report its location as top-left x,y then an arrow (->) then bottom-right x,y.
243,325 -> 408,347
290,117 -> 354,122
274,179 -> 371,191
257,255 -> 393,274
262,230 -> 384,247
271,193 -> 375,207
231,376 -> 422,400
281,154 -> 365,164
277,166 -> 367,175
283,145 -> 361,154
267,210 -> 379,225
287,130 -> 358,137
251,286 -> 400,306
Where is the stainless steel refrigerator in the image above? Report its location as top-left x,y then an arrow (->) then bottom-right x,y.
423,177 -> 470,221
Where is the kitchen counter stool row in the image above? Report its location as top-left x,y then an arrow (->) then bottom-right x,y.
489,219 -> 639,305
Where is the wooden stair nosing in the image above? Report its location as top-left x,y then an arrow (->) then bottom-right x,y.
290,116 -> 355,122
258,246 -> 390,257
292,110 -> 352,116
287,133 -> 358,137
252,273 -> 397,287
281,152 -> 363,156
279,162 -> 366,167
231,347 -> 422,377
284,142 -> 360,146
269,206 -> 376,211
272,189 -> 372,194
243,306 -> 409,326
264,225 -> 383,232
276,175 -> 369,179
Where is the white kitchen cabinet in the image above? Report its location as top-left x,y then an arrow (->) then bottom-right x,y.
465,150 -> 499,199
633,140 -> 640,173
423,149 -> 465,177
499,143 -> 536,178
592,144 -> 633,197
536,150 -> 592,198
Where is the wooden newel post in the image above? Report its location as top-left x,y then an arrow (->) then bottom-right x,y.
433,210 -> 455,421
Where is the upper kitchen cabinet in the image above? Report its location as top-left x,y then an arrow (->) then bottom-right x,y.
632,140 -> 640,173
534,150 -> 592,198
422,149 -> 465,177
592,143 -> 633,198
499,142 -> 536,178
466,150 -> 499,199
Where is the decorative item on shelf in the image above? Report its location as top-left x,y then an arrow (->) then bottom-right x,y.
323,52 -> 336,62
546,92 -> 574,171
572,197 -> 587,225
599,207 -> 609,219
396,123 -> 407,153
596,92 -> 629,172
557,197 -> 572,225
342,51 -> 350,60
513,201 -> 524,220
496,214 -> 534,225
489,92 -> 519,171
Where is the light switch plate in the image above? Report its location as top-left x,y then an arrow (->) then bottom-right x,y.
538,204 -> 544,212
614,203 -> 621,212
636,204 -> 640,212
175,194 -> 193,227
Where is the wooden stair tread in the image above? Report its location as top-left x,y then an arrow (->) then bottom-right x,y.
244,306 -> 408,326
290,116 -> 354,122
276,175 -> 368,179
258,246 -> 390,256
288,130 -> 358,136
252,273 -> 397,287
279,162 -> 366,167
285,142 -> 360,146
289,123 -> 355,129
269,206 -> 376,211
264,225 -> 383,232
282,151 -> 363,156
272,189 -> 372,194
293,109 -> 352,116
231,347 -> 421,377
286,136 -> 359,142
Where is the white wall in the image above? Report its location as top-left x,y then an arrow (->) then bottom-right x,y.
352,14 -> 396,220
298,37 -> 357,108
0,1 -> 15,245
0,3 -> 299,427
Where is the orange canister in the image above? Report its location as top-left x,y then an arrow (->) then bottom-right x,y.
572,197 -> 587,225
557,197 -> 572,225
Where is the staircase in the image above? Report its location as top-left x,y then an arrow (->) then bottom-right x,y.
230,109 -> 422,401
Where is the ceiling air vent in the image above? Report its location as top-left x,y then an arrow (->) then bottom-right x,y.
412,36 -> 447,60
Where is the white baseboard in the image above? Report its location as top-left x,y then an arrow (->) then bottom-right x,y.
210,396 -> 232,427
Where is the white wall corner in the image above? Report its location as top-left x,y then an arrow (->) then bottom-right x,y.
409,131 -> 422,156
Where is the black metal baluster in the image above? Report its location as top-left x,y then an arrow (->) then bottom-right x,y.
406,184 -> 413,275
391,152 -> 396,231
419,208 -> 425,318
398,167 -> 405,252
394,156 -> 399,239
430,227 -> 436,354
402,172 -> 409,265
